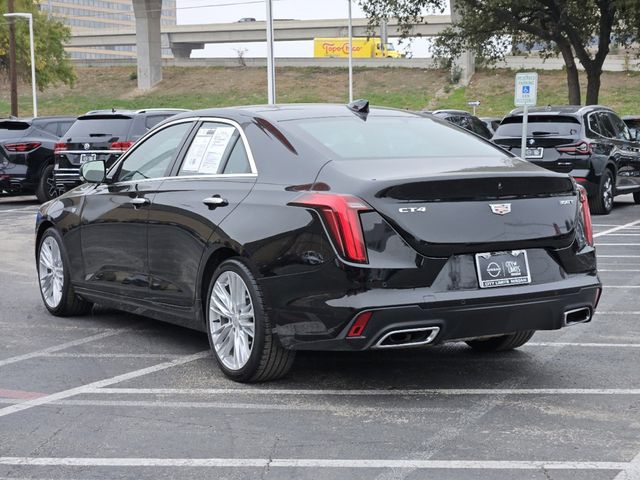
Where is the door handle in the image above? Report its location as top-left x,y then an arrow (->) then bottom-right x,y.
203,196 -> 229,209
129,197 -> 150,207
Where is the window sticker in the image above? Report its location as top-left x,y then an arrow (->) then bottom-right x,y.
198,127 -> 235,174
182,127 -> 215,172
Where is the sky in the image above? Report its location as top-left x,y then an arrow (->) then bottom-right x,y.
175,0 -> 443,58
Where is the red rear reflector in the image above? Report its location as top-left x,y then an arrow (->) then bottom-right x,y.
578,185 -> 593,246
54,142 -> 67,153
573,177 -> 587,183
347,311 -> 373,337
291,192 -> 372,263
4,142 -> 41,152
110,141 -> 134,151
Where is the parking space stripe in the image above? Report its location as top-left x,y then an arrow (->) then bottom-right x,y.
41,353 -> 192,359
613,451 -> 640,480
88,387 -> 640,396
527,342 -> 640,347
0,457 -> 630,471
594,220 -> 640,238
0,351 -> 210,419
0,329 -> 135,368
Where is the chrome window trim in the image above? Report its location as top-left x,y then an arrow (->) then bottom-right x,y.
112,173 -> 257,187
108,116 -> 258,183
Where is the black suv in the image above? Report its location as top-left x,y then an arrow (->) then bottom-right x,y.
0,116 -> 76,202
54,108 -> 188,193
425,109 -> 493,139
493,105 -> 640,215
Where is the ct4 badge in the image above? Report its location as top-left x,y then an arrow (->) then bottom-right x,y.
489,203 -> 511,215
398,206 -> 427,213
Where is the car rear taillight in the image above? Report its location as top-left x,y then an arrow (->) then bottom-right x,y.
4,142 -> 41,152
577,185 -> 593,247
557,141 -> 592,155
291,192 -> 372,263
54,142 -> 67,153
347,311 -> 373,337
110,141 -> 134,151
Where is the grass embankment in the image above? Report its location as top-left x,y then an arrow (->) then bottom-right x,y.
1,66 -> 639,117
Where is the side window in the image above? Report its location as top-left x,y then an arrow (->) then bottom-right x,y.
178,122 -> 251,176
587,113 -> 601,136
597,112 -> 617,138
117,122 -> 192,182
223,137 -> 251,174
607,113 -> 631,141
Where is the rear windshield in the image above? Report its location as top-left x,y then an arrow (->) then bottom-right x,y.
284,116 -> 504,159
0,121 -> 30,139
64,117 -> 133,139
495,115 -> 581,137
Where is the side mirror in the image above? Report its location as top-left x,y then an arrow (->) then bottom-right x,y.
80,160 -> 106,184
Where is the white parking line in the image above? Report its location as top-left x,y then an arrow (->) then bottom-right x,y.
88,387 -> 640,396
0,457 -> 629,471
42,353 -> 192,359
614,451 -> 640,480
598,269 -> 640,272
596,244 -> 640,246
0,329 -> 134,368
527,342 -> 640,348
598,255 -> 640,258
594,220 -> 640,238
0,351 -> 210,418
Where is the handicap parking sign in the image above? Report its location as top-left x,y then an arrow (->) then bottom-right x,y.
515,72 -> 538,106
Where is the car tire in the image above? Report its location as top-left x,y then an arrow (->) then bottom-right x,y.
465,331 -> 535,352
37,228 -> 93,316
35,164 -> 58,203
206,258 -> 295,382
633,192 -> 640,204
588,169 -> 614,215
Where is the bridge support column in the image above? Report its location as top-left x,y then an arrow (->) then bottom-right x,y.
133,0 -> 162,90
450,0 -> 475,85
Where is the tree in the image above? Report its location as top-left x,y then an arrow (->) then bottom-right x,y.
0,0 -> 75,91
359,0 -> 640,105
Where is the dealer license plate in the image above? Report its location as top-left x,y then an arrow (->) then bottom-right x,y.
524,147 -> 544,159
475,250 -> 532,289
80,153 -> 96,164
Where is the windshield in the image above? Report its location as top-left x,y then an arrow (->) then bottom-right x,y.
495,115 -> 581,137
385,43 -> 396,51
285,116 -> 505,160
64,117 -> 133,139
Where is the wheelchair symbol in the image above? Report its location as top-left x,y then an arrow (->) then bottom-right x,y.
522,85 -> 530,94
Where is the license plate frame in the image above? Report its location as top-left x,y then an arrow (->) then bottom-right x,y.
475,250 -> 532,289
524,147 -> 544,159
80,153 -> 97,164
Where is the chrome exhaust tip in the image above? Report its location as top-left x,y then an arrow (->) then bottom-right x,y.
563,307 -> 592,326
374,326 -> 440,349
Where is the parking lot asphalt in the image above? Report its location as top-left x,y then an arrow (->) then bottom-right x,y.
0,194 -> 639,480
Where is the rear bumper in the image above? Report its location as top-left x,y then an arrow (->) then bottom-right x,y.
0,163 -> 35,193
265,273 -> 601,351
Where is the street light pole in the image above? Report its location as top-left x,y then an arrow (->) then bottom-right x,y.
347,0 -> 353,103
265,0 -> 275,105
4,13 -> 37,117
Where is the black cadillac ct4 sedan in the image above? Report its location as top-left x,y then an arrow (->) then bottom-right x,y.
35,103 -> 602,382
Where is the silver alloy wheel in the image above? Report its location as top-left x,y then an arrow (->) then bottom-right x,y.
209,271 -> 255,370
603,175 -> 613,211
38,236 -> 64,308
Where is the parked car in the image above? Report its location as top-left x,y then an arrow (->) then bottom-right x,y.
36,102 -> 600,382
0,116 -> 76,202
481,117 -> 502,135
493,105 -> 640,215
622,115 -> 640,141
54,108 -> 188,193
422,109 -> 493,139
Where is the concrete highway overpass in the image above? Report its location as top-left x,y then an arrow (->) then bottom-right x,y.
68,15 -> 452,60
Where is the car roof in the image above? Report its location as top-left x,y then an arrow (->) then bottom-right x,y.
82,108 -> 189,116
507,105 -> 614,116
166,103 -> 422,123
0,116 -> 76,124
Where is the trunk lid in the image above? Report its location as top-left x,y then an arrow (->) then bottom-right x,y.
316,156 -> 578,257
